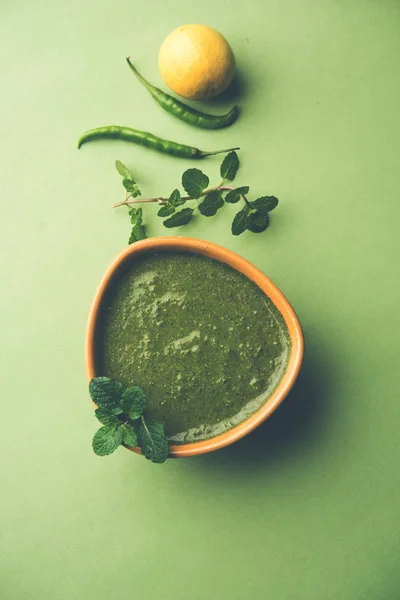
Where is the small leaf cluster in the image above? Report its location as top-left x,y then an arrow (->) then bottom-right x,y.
128,206 -> 146,243
115,161 -> 146,243
231,195 -> 278,235
89,376 -> 168,464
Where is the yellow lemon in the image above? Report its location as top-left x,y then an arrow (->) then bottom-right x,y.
158,24 -> 235,101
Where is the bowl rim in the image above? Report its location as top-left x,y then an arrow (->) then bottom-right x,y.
85,237 -> 304,457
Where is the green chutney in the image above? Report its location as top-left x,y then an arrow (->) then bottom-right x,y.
97,252 -> 291,443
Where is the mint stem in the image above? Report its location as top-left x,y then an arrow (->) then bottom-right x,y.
112,185 -> 249,209
140,415 -> 150,436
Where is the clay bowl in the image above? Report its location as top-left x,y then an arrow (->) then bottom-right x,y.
85,237 -> 304,457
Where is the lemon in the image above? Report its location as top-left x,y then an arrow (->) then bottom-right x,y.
158,24 -> 235,101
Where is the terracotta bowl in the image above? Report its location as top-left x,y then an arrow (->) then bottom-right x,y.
85,237 -> 304,457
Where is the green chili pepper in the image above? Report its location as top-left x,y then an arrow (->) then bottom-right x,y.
126,57 -> 239,130
77,125 -> 239,158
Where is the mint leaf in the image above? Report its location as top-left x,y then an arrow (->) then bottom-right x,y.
115,160 -> 132,179
225,186 -> 249,204
122,423 -> 138,447
220,151 -> 239,181
120,386 -> 146,419
92,425 -> 124,456
129,223 -> 146,243
157,204 -> 175,217
123,178 -> 137,192
232,208 -> 249,235
199,190 -> 224,216
182,169 -> 209,199
157,189 -> 186,218
137,419 -> 169,463
89,377 -> 124,410
169,188 -> 185,207
128,207 -> 146,243
123,181 -> 141,197
247,209 -> 269,233
95,408 -> 121,426
129,206 -> 143,225
163,207 -> 194,228
129,225 -> 146,243
251,196 -> 279,213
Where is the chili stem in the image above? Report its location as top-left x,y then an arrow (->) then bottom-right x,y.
201,147 -> 240,157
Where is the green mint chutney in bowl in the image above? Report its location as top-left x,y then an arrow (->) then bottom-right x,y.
85,238 -> 303,457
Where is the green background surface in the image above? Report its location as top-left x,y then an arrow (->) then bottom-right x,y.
1,1 -> 400,598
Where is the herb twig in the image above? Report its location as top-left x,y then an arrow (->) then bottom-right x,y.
112,185 -> 236,208
113,152 -> 279,238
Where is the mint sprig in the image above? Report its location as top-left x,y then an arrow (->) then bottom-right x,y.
89,376 -> 169,464
114,161 -> 147,244
113,151 -> 279,237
